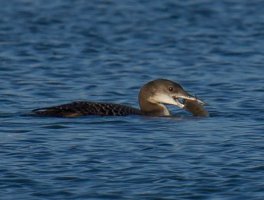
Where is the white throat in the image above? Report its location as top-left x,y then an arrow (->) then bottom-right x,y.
158,103 -> 171,116
148,95 -> 171,116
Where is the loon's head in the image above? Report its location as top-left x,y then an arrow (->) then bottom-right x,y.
139,79 -> 204,116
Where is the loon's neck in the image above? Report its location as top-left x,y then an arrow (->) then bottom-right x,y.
139,99 -> 171,116
138,80 -> 173,116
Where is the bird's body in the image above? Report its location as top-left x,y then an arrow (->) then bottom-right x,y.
33,101 -> 141,117
32,79 -> 207,117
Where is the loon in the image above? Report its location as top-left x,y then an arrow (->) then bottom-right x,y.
32,79 -> 206,117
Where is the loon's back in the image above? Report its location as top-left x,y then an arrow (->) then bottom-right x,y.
32,101 -> 141,117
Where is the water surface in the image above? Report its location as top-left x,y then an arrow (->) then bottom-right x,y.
0,0 -> 264,199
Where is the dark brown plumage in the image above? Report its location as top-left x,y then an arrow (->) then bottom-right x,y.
33,101 -> 141,117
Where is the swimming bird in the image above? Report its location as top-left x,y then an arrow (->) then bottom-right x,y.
32,79 -> 205,117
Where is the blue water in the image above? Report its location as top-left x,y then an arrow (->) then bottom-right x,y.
0,0 -> 264,199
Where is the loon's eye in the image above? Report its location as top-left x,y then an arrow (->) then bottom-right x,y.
168,87 -> 173,92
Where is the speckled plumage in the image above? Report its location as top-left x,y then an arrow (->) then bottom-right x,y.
33,101 -> 141,117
